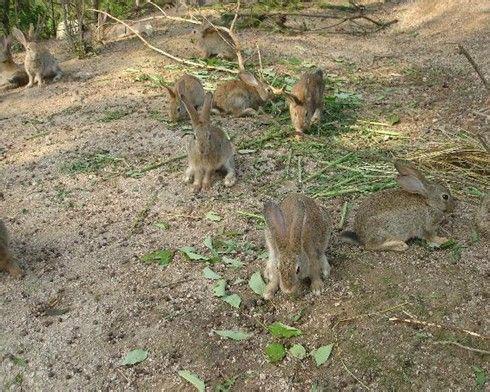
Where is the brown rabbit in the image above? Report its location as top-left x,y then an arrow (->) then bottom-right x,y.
195,24 -> 236,60
341,160 -> 455,251
12,25 -> 62,87
164,74 -> 205,122
0,36 -> 28,89
213,71 -> 280,117
475,193 -> 489,238
284,68 -> 325,139
0,220 -> 23,278
263,194 -> 332,299
180,91 -> 236,192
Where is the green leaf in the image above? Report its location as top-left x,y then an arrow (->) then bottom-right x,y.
180,246 -> 209,261
203,236 -> 214,251
388,114 -> 400,125
267,322 -> 302,338
265,343 -> 286,363
248,271 -> 266,296
222,293 -> 241,308
473,366 -> 487,387
215,376 -> 237,392
289,344 -> 307,359
291,308 -> 305,322
178,370 -> 205,392
206,211 -> 222,222
214,330 -> 252,341
141,249 -> 173,266
203,266 -> 221,280
154,221 -> 170,230
223,256 -> 243,269
213,279 -> 227,297
311,344 -> 333,366
121,349 -> 148,366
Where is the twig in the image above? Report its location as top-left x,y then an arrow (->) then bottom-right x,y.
256,43 -> 263,77
389,316 -> 489,340
88,9 -> 238,74
457,44 -> 489,91
229,0 -> 241,32
126,154 -> 186,177
146,0 -> 201,25
338,201 -> 349,229
341,359 -> 371,390
433,340 -> 490,355
336,302 -> 409,325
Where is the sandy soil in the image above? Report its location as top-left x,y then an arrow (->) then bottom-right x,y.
1,1 -> 489,390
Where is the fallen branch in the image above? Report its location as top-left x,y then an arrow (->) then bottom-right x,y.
433,340 -> 490,355
88,9 -> 238,74
335,302 -> 409,326
147,0 -> 201,25
389,316 -> 489,340
457,44 -> 489,91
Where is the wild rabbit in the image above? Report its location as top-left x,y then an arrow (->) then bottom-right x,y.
12,25 -> 62,87
284,68 -> 325,139
180,91 -> 237,192
213,71 -> 281,117
0,36 -> 28,89
341,160 -> 455,251
195,24 -> 236,60
164,74 -> 205,122
475,193 -> 489,238
97,14 -> 153,42
263,194 -> 332,299
0,220 -> 23,278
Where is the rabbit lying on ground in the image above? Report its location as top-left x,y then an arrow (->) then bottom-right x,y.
164,74 -> 205,122
0,220 -> 23,278
195,24 -> 236,60
0,36 -> 28,90
341,160 -> 455,251
263,194 -> 332,299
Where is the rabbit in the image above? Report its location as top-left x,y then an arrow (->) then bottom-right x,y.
283,68 -> 325,139
0,36 -> 28,89
11,25 -> 62,88
213,71 -> 281,117
475,193 -> 489,238
194,24 -> 236,60
164,74 -> 205,122
180,91 -> 237,193
97,14 -> 153,42
263,194 -> 332,299
341,160 -> 456,252
0,220 -> 23,278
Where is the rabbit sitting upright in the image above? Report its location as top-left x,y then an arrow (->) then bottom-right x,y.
284,68 -> 325,139
0,36 -> 28,89
0,220 -> 23,278
263,194 -> 332,299
180,91 -> 237,193
12,25 -> 62,88
195,24 -> 236,60
341,160 -> 455,251
164,74 -> 205,122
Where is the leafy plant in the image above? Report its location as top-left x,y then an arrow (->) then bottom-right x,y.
265,343 -> 286,363
121,349 -> 148,366
141,249 -> 173,266
268,322 -> 302,338
178,370 -> 205,392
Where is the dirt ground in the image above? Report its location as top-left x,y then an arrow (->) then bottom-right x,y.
0,1 -> 489,390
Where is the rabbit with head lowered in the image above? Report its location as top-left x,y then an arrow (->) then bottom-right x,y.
284,68 -> 325,139
164,74 -> 205,122
195,24 -> 236,60
213,71 -> 280,117
0,220 -> 23,278
0,36 -> 28,89
12,25 -> 62,87
263,194 -> 332,299
180,91 -> 237,193
341,160 -> 455,251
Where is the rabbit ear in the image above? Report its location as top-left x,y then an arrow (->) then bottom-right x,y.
264,201 -> 287,246
288,200 -> 305,250
27,23 -> 35,40
11,28 -> 27,47
180,91 -> 200,125
284,91 -> 303,106
239,71 -> 269,101
200,92 -> 213,122
395,160 -> 429,197
164,85 -> 176,99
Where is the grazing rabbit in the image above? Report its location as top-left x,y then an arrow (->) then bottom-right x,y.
263,194 -> 332,299
0,220 -> 23,278
11,25 -> 62,87
164,74 -> 205,122
0,36 -> 28,89
341,160 -> 455,251
195,24 -> 236,60
475,193 -> 489,238
213,71 -> 280,117
284,68 -> 325,139
180,91 -> 236,192
97,14 -> 153,42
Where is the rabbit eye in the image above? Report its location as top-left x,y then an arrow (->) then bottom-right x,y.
442,194 -> 449,200
295,264 -> 300,274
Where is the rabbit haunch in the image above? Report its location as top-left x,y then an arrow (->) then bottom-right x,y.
164,74 -> 205,122
263,194 -> 332,299
0,36 -> 28,89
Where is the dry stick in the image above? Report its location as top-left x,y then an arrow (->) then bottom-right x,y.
127,154 -> 186,176
146,0 -> 201,25
87,9 -> 238,74
341,359 -> 371,391
457,44 -> 489,91
389,317 -> 489,340
336,302 -> 409,326
433,340 -> 490,355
